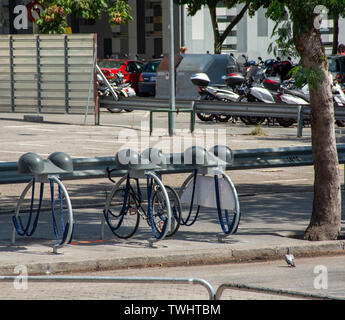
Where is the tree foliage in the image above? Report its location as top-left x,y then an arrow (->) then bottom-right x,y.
35,0 -> 132,34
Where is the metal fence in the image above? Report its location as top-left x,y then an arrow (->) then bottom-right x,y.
99,97 -> 345,137
1,144 -> 345,185
0,33 -> 97,115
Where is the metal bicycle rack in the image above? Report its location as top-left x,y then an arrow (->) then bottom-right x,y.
102,148 -> 175,247
11,152 -> 74,253
179,145 -> 241,242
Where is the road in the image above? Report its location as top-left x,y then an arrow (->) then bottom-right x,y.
0,254 -> 344,300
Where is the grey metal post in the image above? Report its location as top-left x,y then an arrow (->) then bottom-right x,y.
36,35 -> 42,113
9,35 -> 14,112
297,105 -> 304,138
180,4 -> 185,47
64,35 -> 70,113
169,0 -> 176,136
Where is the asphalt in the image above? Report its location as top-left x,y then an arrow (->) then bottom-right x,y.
0,111 -> 344,276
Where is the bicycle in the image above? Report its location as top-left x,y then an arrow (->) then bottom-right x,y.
103,169 -> 182,240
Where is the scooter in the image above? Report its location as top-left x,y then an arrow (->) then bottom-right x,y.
190,73 -> 240,122
225,72 -> 275,125
98,71 -> 136,113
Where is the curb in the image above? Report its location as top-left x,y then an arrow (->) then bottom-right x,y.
1,241 -> 344,275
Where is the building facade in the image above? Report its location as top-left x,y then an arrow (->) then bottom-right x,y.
1,0 -> 344,60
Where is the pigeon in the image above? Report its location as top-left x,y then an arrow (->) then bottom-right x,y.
285,248 -> 296,267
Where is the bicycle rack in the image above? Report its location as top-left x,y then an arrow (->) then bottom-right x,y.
11,152 -> 74,254
102,148 -> 174,247
179,145 -> 241,242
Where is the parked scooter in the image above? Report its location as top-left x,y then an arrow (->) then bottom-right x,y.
225,71 -> 275,125
226,63 -> 308,127
190,72 -> 240,122
98,71 -> 136,113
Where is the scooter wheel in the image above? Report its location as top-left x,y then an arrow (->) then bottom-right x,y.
107,107 -> 122,113
197,113 -> 215,121
336,120 -> 345,127
276,118 -> 295,128
216,115 -> 232,122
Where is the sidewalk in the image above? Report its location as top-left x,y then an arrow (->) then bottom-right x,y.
0,111 -> 344,275
0,183 -> 344,275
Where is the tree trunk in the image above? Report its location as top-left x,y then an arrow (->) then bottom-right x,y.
294,26 -> 341,240
208,3 -> 249,54
208,6 -> 221,54
332,14 -> 339,55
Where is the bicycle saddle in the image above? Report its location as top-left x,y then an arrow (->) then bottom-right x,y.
18,152 -> 73,175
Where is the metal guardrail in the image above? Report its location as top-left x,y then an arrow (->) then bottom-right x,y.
1,145 -> 345,185
99,97 -> 345,137
215,283 -> 345,300
0,275 -> 216,300
100,97 -> 345,120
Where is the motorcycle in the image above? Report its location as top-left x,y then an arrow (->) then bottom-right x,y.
98,71 -> 136,113
225,69 -> 276,125
225,60 -> 308,127
190,72 -> 240,122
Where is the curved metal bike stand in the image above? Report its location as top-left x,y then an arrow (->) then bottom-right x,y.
12,152 -> 74,254
102,171 -> 172,247
215,169 -> 241,242
11,175 -> 74,254
146,171 -> 172,246
179,146 -> 241,242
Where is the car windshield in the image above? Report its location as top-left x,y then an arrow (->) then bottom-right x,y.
143,60 -> 161,73
98,60 -> 125,69
328,58 -> 340,73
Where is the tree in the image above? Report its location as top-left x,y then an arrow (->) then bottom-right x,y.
174,0 -> 251,54
328,3 -> 345,54
35,0 -> 132,34
251,0 -> 343,240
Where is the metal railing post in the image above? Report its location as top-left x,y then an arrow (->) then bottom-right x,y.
36,35 -> 42,113
9,35 -> 15,112
64,35 -> 70,114
297,105 -> 304,138
168,0 -> 176,137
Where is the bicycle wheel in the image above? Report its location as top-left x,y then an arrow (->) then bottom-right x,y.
103,187 -> 140,239
151,185 -> 182,237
